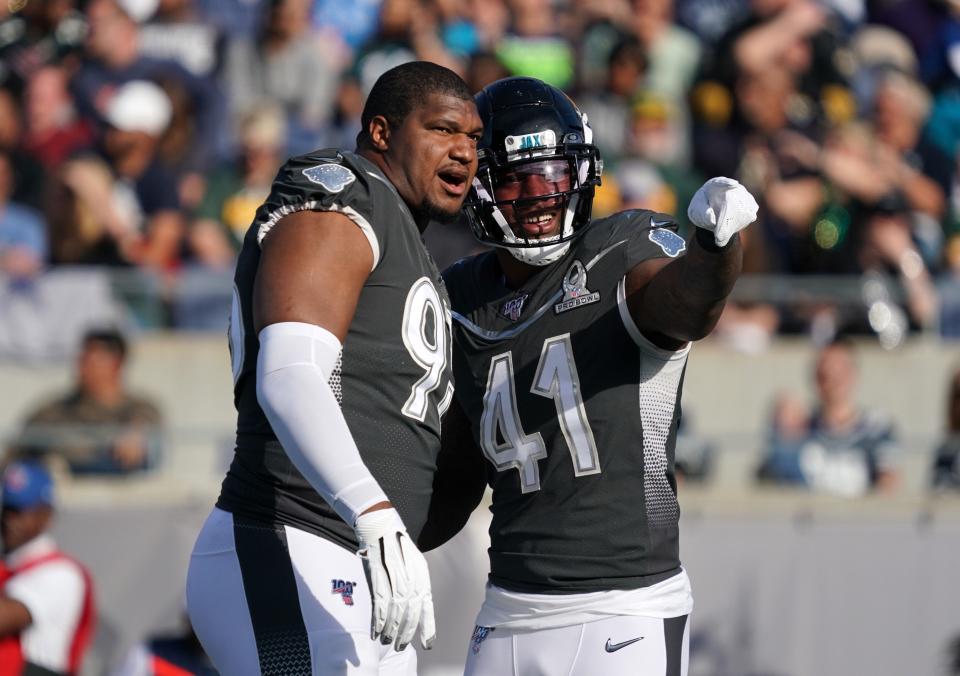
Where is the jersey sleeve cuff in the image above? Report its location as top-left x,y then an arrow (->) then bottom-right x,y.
616,277 -> 691,360
257,202 -> 381,271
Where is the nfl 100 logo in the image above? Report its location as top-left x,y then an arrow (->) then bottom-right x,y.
331,579 -> 357,606
471,625 -> 496,654
500,293 -> 529,322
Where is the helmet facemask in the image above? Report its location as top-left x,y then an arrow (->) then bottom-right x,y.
467,140 -> 601,266
465,81 -> 603,266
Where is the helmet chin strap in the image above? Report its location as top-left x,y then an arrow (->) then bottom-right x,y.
506,193 -> 579,266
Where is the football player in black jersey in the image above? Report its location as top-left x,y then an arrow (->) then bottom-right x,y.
424,77 -> 758,675
185,62 -> 482,675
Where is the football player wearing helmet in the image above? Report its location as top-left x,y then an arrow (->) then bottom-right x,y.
424,77 -> 758,676
185,62 -> 482,675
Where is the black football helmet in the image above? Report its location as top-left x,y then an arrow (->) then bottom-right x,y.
465,77 -> 602,266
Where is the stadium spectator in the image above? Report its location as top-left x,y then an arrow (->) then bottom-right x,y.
100,80 -> 185,271
578,35 -> 647,166
45,156 -> 138,266
139,0 -> 224,80
223,0 -> 338,154
932,367 -> 960,490
21,65 -> 94,171
71,0 -> 220,171
0,461 -> 96,676
756,391 -> 813,484
776,74 -> 943,328
496,0 -> 574,88
350,0 -> 462,98
464,50 -> 510,95
0,151 -> 47,283
712,0 -> 853,116
0,0 -> 86,94
188,104 -> 287,268
628,90 -> 699,203
139,0 -> 230,185
0,87 -> 46,212
674,0 -> 746,45
195,0 -> 266,41
756,337 -> 901,496
310,0 -> 382,53
467,0 -> 511,51
631,0 -> 701,103
12,328 -> 164,476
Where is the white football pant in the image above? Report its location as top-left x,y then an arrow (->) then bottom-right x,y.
464,613 -> 689,676
185,507 -> 416,676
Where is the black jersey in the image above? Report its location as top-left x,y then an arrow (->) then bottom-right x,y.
218,150 -> 454,551
444,211 -> 690,594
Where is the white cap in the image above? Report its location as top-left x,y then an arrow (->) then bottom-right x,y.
116,0 -> 159,23
104,80 -> 172,136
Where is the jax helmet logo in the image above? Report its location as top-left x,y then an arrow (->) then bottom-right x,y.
504,130 -> 557,155
331,579 -> 358,606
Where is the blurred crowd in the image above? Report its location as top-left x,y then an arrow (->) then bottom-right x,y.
1,0 -> 960,488
1,0 -> 960,341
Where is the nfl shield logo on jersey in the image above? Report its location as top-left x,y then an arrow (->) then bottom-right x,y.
302,164 -> 356,193
331,579 -> 357,606
648,227 -> 686,257
554,260 -> 600,314
500,293 -> 529,321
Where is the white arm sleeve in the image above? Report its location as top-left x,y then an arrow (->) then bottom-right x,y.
256,321 -> 390,527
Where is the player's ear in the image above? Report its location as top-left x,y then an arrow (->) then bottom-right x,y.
368,115 -> 391,152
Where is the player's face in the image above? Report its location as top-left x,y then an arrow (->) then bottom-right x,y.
387,93 -> 482,222
493,159 -> 572,240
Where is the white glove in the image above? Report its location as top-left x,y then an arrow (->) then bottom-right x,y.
355,508 -> 436,651
687,176 -> 759,248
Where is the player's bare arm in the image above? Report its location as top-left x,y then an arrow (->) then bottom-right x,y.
625,228 -> 743,349
254,209 -> 391,519
254,210 -> 390,513
253,209 -> 372,341
418,398 -> 488,552
626,177 -> 758,349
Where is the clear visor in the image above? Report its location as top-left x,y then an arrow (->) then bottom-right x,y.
491,158 -> 574,204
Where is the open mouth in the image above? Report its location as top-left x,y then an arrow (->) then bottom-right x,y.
517,210 -> 561,237
438,168 -> 468,196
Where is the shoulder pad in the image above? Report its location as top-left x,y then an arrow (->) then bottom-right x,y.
254,150 -> 396,250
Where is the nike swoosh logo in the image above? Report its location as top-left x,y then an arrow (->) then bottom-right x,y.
650,218 -> 672,228
604,636 -> 644,652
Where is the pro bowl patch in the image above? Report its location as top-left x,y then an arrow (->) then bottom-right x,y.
649,227 -> 686,257
302,164 -> 356,193
554,259 -> 600,314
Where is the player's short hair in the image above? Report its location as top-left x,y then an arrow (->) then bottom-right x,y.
357,61 -> 473,148
82,328 -> 128,361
